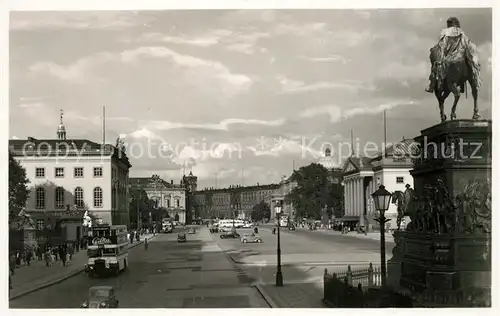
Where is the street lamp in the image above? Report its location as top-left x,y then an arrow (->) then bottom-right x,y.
274,199 -> 284,287
371,185 -> 392,288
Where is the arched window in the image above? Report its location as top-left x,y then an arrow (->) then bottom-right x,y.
74,187 -> 84,208
36,187 -> 45,209
55,187 -> 65,209
175,198 -> 180,208
93,187 -> 103,208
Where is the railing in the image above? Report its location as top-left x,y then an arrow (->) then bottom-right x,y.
323,263 -> 413,307
324,262 -> 382,289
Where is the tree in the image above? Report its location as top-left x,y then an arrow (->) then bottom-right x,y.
251,201 -> 271,222
128,188 -> 151,227
9,152 -> 30,223
286,163 -> 331,221
328,181 -> 345,219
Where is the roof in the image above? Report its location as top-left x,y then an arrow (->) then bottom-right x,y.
129,177 -> 183,189
9,137 -> 132,168
370,138 -> 417,161
347,156 -> 373,171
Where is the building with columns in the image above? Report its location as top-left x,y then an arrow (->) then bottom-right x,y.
341,138 -> 416,231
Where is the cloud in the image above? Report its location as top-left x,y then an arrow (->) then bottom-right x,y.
277,75 -> 372,94
135,31 -> 227,47
10,11 -> 153,31
299,55 -> 351,64
142,117 -> 285,132
300,100 -> 418,123
29,52 -> 114,83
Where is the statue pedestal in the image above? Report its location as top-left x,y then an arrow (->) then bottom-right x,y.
398,119 -> 492,307
411,119 -> 492,197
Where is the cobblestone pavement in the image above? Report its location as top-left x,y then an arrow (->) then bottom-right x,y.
10,228 -> 269,308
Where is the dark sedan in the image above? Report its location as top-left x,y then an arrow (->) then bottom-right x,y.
177,233 -> 187,242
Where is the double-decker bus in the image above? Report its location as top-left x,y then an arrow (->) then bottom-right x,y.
85,224 -> 128,277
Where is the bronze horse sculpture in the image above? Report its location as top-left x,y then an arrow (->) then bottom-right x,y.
429,39 -> 481,122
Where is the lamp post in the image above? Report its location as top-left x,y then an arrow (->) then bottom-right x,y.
149,174 -> 162,231
274,199 -> 284,287
371,185 -> 392,288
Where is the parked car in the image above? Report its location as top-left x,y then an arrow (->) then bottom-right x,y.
220,231 -> 240,239
177,232 -> 187,242
81,286 -> 119,308
187,228 -> 196,234
240,233 -> 263,243
243,222 -> 252,228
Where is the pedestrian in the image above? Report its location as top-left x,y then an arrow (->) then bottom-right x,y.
25,249 -> 32,266
15,251 -> 21,267
68,243 -> 74,261
45,249 -> 51,267
9,253 -> 16,275
144,238 -> 148,250
59,245 -> 67,267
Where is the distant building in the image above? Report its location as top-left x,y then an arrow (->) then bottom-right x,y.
9,111 -> 132,243
341,138 -> 416,231
181,171 -> 198,224
193,183 -> 280,220
129,176 -> 187,224
270,176 -> 297,220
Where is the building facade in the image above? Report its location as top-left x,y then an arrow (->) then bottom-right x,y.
193,183 -> 280,220
341,138 -> 416,231
9,116 -> 132,243
129,176 -> 187,224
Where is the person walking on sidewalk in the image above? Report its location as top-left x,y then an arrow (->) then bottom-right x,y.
59,245 -> 67,267
68,243 -> 74,261
45,249 -> 51,267
25,249 -> 32,266
144,238 -> 148,250
9,253 -> 16,275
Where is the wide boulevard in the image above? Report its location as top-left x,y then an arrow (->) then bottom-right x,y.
10,225 -> 391,308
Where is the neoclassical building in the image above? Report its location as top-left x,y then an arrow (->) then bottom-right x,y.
129,176 -> 187,224
9,112 -> 132,242
341,138 -> 416,231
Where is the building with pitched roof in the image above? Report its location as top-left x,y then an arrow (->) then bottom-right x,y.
341,138 -> 417,231
9,110 -> 132,243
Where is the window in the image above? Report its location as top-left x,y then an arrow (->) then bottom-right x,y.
74,167 -> 84,178
176,199 -> 180,207
93,167 -> 103,177
75,187 -> 84,208
55,186 -> 65,209
55,167 -> 64,178
35,168 -> 45,178
36,187 -> 45,209
94,187 -> 103,208
166,199 -> 171,208
37,219 -> 44,230
396,177 -> 404,184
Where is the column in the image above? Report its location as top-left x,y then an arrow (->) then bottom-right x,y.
350,179 -> 354,217
345,179 -> 350,216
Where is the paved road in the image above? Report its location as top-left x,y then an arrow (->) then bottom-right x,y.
10,228 -> 270,308
212,226 -> 393,285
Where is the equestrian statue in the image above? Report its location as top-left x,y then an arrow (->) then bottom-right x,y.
425,17 -> 482,122
391,184 -> 414,231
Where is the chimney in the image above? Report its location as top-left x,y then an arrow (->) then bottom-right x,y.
171,180 -> 173,185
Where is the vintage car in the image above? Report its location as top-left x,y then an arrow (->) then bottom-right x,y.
240,233 -> 263,243
220,231 -> 240,239
187,228 -> 196,234
81,286 -> 119,308
177,232 -> 187,242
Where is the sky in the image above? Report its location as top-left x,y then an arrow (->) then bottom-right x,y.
9,8 -> 492,189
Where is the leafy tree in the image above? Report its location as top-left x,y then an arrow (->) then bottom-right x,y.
9,152 -> 30,223
128,188 -> 151,227
328,181 -> 345,219
251,201 -> 271,222
286,163 -> 331,221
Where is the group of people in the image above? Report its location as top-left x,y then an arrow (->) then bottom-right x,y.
9,243 -> 78,274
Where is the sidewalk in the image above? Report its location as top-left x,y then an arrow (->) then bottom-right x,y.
230,253 -> 380,266
307,228 -> 395,243
9,234 -> 156,300
255,282 -> 326,308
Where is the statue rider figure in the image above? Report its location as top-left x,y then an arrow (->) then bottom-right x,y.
425,17 -> 481,93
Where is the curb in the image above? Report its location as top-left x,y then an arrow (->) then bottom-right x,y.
229,256 -> 376,267
9,235 -> 157,301
254,284 -> 279,308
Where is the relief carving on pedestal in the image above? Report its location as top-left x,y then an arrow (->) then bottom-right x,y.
406,178 -> 491,235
